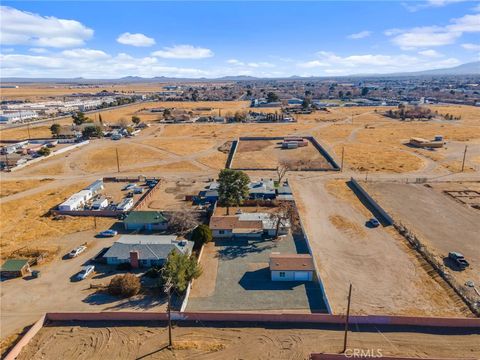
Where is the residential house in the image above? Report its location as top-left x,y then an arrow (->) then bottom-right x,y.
0,259 -> 31,278
269,253 -> 314,281
123,211 -> 168,231
210,212 -> 289,239
103,235 -> 193,268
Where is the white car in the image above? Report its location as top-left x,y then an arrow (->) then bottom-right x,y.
123,183 -> 136,191
76,265 -> 95,280
68,245 -> 87,258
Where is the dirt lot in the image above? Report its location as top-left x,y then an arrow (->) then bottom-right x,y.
363,181 -> 480,299
146,179 -> 208,211
0,228 -> 167,347
232,139 -> 333,170
0,178 -> 53,198
290,176 -> 470,317
16,321 -> 480,360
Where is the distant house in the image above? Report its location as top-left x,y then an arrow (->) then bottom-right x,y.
0,259 -> 31,279
123,211 -> 168,231
269,253 -> 314,281
103,235 -> 193,268
210,212 -> 289,239
248,179 -> 276,200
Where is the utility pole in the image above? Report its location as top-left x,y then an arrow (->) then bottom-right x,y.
461,145 -> 468,172
93,216 -> 97,229
164,278 -> 173,348
342,283 -> 353,353
341,146 -> 345,172
115,148 -> 120,173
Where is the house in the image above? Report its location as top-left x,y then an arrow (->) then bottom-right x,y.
117,197 -> 134,212
103,235 -> 193,268
210,212 -> 289,239
269,253 -> 314,281
0,259 -> 31,278
248,179 -> 276,200
276,182 -> 294,201
123,211 -> 168,231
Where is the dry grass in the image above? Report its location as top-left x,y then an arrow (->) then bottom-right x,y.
324,179 -> 372,217
0,182 -> 114,257
142,138 -> 217,156
329,214 -> 366,238
140,161 -> 202,173
0,178 -> 53,198
335,143 -> 423,172
197,152 -> 228,170
173,340 -> 225,352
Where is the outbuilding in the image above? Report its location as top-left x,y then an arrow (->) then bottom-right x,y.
0,259 -> 31,279
269,253 -> 314,281
123,211 -> 168,231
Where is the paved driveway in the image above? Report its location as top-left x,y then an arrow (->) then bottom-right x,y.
187,234 -> 327,312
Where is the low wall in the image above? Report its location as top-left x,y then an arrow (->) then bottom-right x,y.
225,138 -> 238,169
348,178 -> 393,226
180,243 -> 206,312
133,180 -> 162,210
3,315 -> 46,360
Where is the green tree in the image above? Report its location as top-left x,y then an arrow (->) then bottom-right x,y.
72,111 -> 87,125
361,87 -> 369,96
37,147 -> 51,157
162,251 -> 202,293
82,125 -> 103,139
191,224 -> 212,246
301,98 -> 311,110
50,123 -> 61,137
218,169 -> 250,215
266,92 -> 279,103
131,115 -> 141,125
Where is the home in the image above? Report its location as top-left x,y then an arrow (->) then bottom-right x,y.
103,235 -> 193,268
0,259 -> 31,279
269,253 -> 314,281
123,211 -> 168,231
210,212 -> 289,239
248,179 -> 276,200
116,197 -> 134,212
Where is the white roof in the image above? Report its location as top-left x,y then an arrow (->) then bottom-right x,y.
238,212 -> 291,230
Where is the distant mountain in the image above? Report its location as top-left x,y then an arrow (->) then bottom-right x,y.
1,62 -> 478,83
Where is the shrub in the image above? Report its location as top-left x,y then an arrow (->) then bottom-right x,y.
108,273 -> 141,297
191,224 -> 212,246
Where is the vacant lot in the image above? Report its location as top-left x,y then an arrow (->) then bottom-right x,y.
363,181 -> 480,298
290,177 -> 470,317
0,178 -> 53,198
188,234 -> 326,312
17,321 -> 480,360
232,139 -> 333,170
146,179 -> 208,210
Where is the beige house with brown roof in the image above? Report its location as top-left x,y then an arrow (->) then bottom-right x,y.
269,253 -> 314,281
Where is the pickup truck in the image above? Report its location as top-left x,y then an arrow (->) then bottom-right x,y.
448,252 -> 470,269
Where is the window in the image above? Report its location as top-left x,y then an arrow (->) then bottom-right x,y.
279,272 -> 286,278
219,230 -> 225,234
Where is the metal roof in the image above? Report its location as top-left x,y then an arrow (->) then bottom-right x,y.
124,211 -> 167,224
1,259 -> 29,272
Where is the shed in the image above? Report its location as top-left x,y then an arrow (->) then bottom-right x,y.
124,211 -> 168,231
269,253 -> 314,281
0,259 -> 31,278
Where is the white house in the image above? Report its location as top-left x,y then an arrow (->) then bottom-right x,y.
269,253 -> 315,281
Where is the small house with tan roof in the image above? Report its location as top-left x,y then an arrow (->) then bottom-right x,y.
269,253 -> 315,281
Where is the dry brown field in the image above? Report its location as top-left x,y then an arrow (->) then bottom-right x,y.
0,178 -> 53,198
16,322 -> 480,360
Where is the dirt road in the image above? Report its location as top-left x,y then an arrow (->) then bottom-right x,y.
290,176 -> 468,317
17,321 -> 480,360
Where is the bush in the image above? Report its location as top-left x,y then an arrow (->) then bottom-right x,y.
191,224 -> 212,246
108,273 -> 141,297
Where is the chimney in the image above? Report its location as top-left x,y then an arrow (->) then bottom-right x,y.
130,251 -> 139,269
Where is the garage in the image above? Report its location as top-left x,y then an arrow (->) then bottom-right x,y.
294,271 -> 310,281
269,253 -> 315,282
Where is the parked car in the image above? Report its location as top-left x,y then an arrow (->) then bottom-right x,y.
123,183 -> 136,191
76,265 -> 95,280
448,252 -> 470,269
68,245 -> 87,258
133,187 -> 144,194
98,229 -> 118,237
367,218 -> 380,228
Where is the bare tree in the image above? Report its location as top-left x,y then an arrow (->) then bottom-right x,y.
167,209 -> 200,236
117,117 -> 130,129
269,201 -> 300,239
276,159 -> 294,184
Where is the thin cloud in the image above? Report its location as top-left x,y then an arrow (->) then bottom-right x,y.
117,32 -> 155,47
152,45 -> 213,59
347,30 -> 372,39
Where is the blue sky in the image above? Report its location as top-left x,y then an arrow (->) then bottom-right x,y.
1,1 -> 479,78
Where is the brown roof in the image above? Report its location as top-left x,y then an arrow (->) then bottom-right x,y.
210,216 -> 262,230
269,253 -> 315,271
